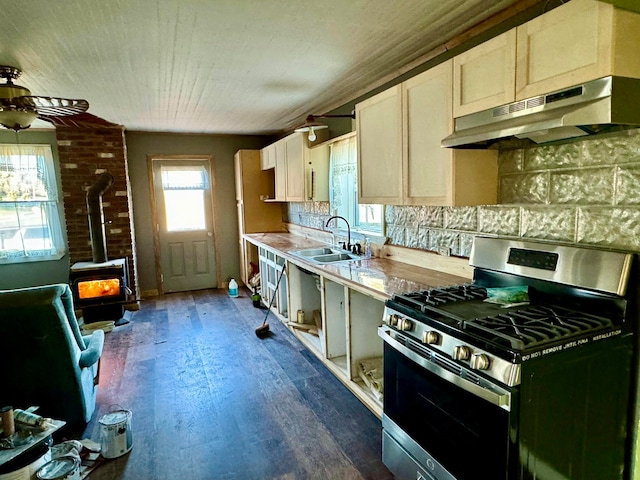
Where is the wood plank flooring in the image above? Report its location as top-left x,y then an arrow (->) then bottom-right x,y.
82,289 -> 392,480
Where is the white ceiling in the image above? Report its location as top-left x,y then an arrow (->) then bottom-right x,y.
0,0 -> 526,135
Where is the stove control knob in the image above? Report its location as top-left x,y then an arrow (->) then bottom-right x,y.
398,318 -> 413,331
386,314 -> 399,327
453,345 -> 471,361
470,353 -> 490,370
422,331 -> 441,345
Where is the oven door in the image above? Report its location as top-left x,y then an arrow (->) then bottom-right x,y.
379,326 -> 518,480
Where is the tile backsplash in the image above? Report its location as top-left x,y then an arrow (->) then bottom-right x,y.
285,129 -> 640,257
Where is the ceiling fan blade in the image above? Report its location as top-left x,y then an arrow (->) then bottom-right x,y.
16,95 -> 89,117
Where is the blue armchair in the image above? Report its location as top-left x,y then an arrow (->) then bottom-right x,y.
0,283 -> 104,432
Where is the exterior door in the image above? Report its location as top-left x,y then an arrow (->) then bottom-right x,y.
151,157 -> 218,293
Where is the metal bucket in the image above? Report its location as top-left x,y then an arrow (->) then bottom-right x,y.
99,408 -> 133,458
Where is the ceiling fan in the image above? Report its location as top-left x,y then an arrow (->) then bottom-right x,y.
0,65 -> 89,131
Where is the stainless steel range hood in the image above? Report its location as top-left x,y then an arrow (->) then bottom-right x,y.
442,76 -> 640,149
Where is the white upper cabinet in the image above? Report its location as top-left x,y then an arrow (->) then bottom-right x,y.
306,143 -> 330,202
260,144 -> 275,170
453,29 -> 517,117
265,131 -> 330,202
284,133 -> 306,202
356,85 -> 403,205
452,0 -> 640,117
403,60 -> 497,206
356,61 -> 497,207
274,140 -> 286,201
515,0 -> 640,99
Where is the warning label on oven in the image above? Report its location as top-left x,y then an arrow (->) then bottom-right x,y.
593,329 -> 622,341
521,329 -> 622,361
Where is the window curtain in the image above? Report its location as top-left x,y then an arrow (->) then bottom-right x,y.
160,164 -> 208,190
0,144 -> 64,259
329,135 -> 357,220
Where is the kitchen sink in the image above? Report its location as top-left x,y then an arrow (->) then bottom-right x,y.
311,253 -> 358,263
292,248 -> 335,257
290,247 -> 361,264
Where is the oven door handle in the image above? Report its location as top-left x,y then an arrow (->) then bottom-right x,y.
379,326 -> 512,411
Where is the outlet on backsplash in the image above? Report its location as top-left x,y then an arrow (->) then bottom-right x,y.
438,245 -> 451,257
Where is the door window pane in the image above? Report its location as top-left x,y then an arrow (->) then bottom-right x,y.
163,190 -> 206,231
160,165 -> 208,232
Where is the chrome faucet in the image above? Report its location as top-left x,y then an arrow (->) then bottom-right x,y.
325,215 -> 351,251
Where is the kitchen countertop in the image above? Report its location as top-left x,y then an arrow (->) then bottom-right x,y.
244,233 -> 470,301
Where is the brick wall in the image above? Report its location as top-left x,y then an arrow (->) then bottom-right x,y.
50,114 -> 138,299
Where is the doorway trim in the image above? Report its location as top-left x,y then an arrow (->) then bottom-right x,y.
147,154 -> 222,294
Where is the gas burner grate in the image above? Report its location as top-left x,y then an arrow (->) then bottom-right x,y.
464,305 -> 613,350
393,284 -> 487,311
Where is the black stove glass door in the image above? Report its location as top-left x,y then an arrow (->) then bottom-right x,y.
384,344 -> 517,479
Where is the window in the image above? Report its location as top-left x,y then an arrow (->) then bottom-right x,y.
160,165 -> 208,231
0,144 -> 65,262
329,134 -> 383,234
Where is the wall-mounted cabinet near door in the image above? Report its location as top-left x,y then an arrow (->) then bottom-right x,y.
306,143 -> 330,202
234,150 -> 283,284
274,140 -> 286,201
284,133 -> 306,202
260,144 -> 275,170
263,131 -> 330,202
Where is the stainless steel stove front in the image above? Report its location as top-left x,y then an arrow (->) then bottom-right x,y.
379,237 -> 637,480
382,307 -> 521,386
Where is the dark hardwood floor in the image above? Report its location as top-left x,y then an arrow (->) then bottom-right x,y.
82,288 -> 392,480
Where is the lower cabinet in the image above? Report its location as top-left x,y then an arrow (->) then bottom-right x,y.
286,263 -> 385,417
258,247 -> 288,319
255,244 -> 385,417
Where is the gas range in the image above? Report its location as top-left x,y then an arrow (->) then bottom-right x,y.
384,283 -> 620,386
380,237 -> 638,480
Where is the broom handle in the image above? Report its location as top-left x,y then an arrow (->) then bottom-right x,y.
262,265 -> 287,326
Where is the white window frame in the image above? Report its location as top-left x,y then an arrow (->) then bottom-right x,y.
329,133 -> 384,237
0,144 -> 66,263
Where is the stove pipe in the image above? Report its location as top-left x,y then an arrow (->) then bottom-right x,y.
86,172 -> 114,264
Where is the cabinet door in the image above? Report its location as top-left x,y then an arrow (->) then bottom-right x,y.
284,133 -> 305,202
261,146 -> 275,170
237,204 -> 247,284
403,61 -> 454,205
234,151 -> 243,202
453,29 -> 516,117
515,0 -> 614,99
307,143 -> 330,202
274,140 -> 287,201
356,85 -> 403,205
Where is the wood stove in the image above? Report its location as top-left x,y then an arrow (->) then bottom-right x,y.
68,172 -> 131,324
70,258 -> 129,323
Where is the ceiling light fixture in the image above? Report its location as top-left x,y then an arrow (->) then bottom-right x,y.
0,65 -> 89,131
295,112 -> 356,141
